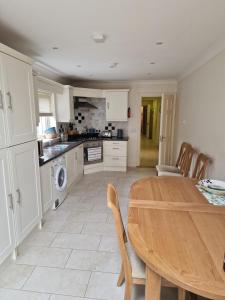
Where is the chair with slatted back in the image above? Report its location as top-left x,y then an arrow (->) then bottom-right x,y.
156,142 -> 191,174
192,153 -> 210,180
107,183 -> 186,300
158,145 -> 195,177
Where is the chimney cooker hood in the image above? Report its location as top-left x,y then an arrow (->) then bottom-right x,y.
74,97 -> 97,109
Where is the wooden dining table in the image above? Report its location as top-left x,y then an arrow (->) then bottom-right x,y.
128,176 -> 225,300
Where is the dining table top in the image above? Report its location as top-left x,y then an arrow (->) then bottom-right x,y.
128,176 -> 225,300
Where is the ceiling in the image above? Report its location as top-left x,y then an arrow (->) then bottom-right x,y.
0,0 -> 225,81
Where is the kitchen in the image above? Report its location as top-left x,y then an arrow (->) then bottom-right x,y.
1,1 -> 225,300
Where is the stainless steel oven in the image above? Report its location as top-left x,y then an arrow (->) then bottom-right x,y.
83,140 -> 103,165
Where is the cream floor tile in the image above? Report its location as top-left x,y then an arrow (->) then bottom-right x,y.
50,295 -> 95,300
51,233 -> 101,250
85,272 -> 124,300
0,263 -> 34,289
66,250 -> 120,273
82,223 -> 116,236
68,211 -> 108,223
23,266 -> 90,297
60,222 -> 84,234
98,236 -> 119,253
41,219 -> 67,233
24,231 -> 57,247
0,289 -> 50,300
16,246 -> 72,268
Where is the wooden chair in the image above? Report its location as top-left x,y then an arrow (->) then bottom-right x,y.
156,142 -> 191,174
158,145 -> 195,177
192,153 -> 210,180
107,183 -> 186,300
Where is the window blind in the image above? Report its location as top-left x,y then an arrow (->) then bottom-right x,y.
38,91 -> 53,116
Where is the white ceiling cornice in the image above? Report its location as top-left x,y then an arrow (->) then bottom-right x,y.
179,36 -> 225,82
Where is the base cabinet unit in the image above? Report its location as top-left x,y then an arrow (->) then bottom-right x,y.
0,149 -> 14,265
104,141 -> 127,172
103,90 -> 129,122
66,144 -> 84,189
9,141 -> 42,246
40,161 -> 53,214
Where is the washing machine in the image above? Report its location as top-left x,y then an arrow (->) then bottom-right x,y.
51,155 -> 68,209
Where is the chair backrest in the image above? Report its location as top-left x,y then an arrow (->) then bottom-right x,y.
107,184 -> 132,281
176,142 -> 191,167
179,145 -> 195,177
192,153 -> 210,180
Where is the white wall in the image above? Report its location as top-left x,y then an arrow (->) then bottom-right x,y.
75,80 -> 177,166
175,49 -> 225,180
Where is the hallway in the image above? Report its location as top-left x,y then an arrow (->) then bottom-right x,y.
140,134 -> 159,167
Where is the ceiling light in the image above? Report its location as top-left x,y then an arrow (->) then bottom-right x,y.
76,64 -> 82,68
156,42 -> 163,46
52,46 -> 59,50
147,72 -> 152,76
150,62 -> 155,65
110,62 -> 119,68
92,33 -> 106,43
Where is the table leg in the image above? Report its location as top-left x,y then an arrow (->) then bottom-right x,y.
146,267 -> 161,300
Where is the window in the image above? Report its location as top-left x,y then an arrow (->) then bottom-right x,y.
37,90 -> 56,138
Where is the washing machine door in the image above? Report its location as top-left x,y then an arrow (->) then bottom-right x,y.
54,165 -> 67,192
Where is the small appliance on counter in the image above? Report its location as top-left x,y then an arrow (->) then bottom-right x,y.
100,130 -> 112,138
117,129 -> 124,138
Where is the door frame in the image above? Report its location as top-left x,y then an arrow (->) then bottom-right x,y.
137,93 -> 176,167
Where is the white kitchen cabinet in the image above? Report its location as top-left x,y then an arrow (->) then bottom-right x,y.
40,162 -> 53,213
73,87 -> 103,98
0,149 -> 14,265
10,141 -> 42,245
104,140 -> 127,172
1,52 -> 36,146
56,85 -> 74,122
66,145 -> 84,189
0,56 -> 7,149
104,90 -> 129,122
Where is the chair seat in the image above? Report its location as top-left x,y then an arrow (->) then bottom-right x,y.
126,243 -> 145,279
156,164 -> 180,173
158,171 -> 182,177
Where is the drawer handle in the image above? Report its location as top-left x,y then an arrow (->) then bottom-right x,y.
113,147 -> 119,150
16,188 -> 21,204
8,193 -> 14,210
112,157 -> 119,160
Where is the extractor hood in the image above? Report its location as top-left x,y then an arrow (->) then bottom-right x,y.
74,97 -> 97,109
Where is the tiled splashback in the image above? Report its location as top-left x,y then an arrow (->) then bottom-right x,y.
57,98 -> 128,136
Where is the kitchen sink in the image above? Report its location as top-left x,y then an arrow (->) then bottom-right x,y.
48,144 -> 70,151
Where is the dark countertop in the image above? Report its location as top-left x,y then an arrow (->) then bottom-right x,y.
39,136 -> 129,166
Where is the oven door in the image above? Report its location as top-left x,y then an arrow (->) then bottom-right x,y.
84,141 -> 103,165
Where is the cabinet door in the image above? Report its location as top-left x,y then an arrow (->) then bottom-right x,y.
0,150 -> 14,264
66,149 -> 77,187
105,90 -> 128,121
1,53 -> 36,146
40,162 -> 53,214
10,141 -> 41,245
77,145 -> 84,178
0,55 -> 7,149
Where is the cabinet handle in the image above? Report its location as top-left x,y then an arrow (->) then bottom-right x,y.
75,152 -> 77,160
0,90 -> 3,109
107,102 -> 109,109
8,193 -> 14,210
7,92 -> 12,110
16,188 -> 21,204
113,147 -> 119,150
51,166 -> 54,176
112,157 -> 119,160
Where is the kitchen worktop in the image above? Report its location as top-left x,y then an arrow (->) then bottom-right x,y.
39,136 -> 129,166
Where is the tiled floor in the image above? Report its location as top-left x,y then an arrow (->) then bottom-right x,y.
0,168 -> 178,300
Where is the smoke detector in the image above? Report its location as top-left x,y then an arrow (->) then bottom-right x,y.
92,33 -> 106,43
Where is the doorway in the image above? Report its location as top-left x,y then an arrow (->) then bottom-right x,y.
140,97 -> 161,167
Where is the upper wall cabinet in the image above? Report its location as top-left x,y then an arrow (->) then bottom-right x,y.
103,89 -> 129,122
56,85 -> 74,122
73,87 -> 103,98
0,51 -> 36,147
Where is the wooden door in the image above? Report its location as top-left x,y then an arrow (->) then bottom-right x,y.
158,94 -> 176,165
0,149 -> 14,264
0,55 -> 7,149
10,141 -> 41,245
1,53 -> 36,146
